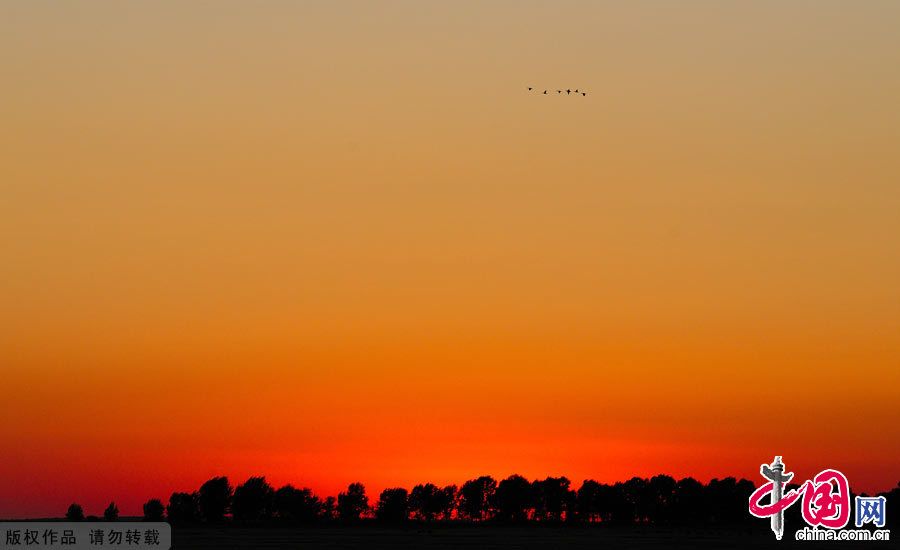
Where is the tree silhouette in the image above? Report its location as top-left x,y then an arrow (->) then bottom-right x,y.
607,482 -> 633,524
671,477 -> 704,526
644,474 -> 676,525
103,502 -> 119,521
375,488 -> 408,523
198,477 -> 232,523
575,480 -> 602,522
459,476 -> 496,521
320,496 -> 337,521
66,503 -> 84,521
273,485 -> 322,523
337,483 -> 368,521
437,485 -> 457,520
493,475 -> 533,522
879,482 -> 899,529
409,483 -> 443,521
166,492 -> 198,525
706,477 -> 754,525
142,499 -> 165,522
532,477 -> 574,522
232,477 -> 274,523
621,477 -> 647,523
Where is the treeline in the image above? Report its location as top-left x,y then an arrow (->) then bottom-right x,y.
65,475 -> 900,528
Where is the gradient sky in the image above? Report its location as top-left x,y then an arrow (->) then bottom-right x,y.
1,1 -> 899,519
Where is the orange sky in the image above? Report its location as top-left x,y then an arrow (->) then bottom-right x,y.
1,1 -> 899,518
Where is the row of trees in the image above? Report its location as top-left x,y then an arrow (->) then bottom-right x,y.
64,474 -> 751,526
66,475 -> 900,528
64,502 -> 119,522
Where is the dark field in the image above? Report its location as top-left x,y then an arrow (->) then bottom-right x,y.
172,526 -> 867,550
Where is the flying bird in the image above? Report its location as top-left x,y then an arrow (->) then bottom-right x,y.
526,86 -> 588,98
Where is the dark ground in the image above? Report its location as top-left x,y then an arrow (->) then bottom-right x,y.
172,525 -> 868,550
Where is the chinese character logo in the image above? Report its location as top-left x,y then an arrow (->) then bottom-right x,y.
748,455 -> 797,540
799,469 -> 851,528
856,496 -> 887,528
748,456 -> 852,540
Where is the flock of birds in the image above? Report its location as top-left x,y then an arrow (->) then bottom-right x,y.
528,87 -> 587,96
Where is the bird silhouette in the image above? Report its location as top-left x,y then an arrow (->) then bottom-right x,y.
527,87 -> 587,98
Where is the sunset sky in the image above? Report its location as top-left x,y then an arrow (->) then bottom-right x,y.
1,1 -> 899,519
